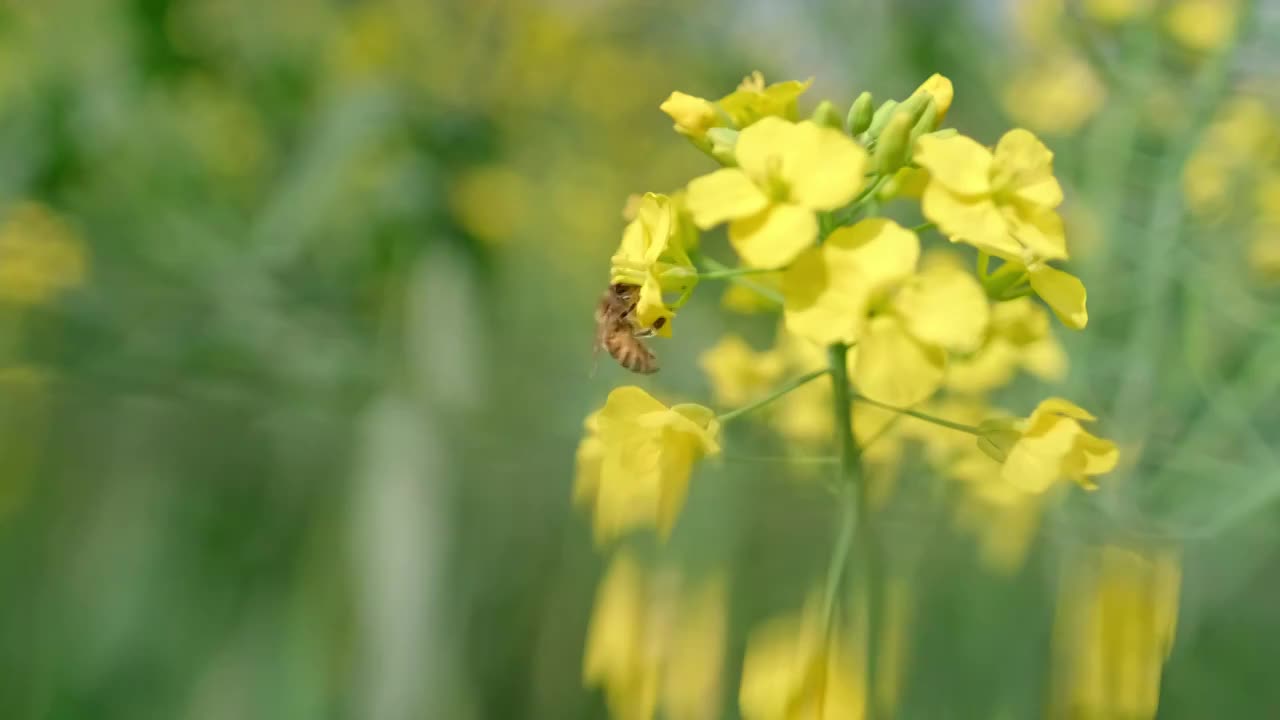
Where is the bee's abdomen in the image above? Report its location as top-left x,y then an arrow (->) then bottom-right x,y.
607,336 -> 658,374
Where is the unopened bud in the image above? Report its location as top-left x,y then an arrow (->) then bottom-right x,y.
810,100 -> 843,130
874,111 -> 914,174
864,99 -> 899,139
846,91 -> 874,135
910,99 -> 939,145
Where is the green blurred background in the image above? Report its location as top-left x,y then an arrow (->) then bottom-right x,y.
2,0 -> 1280,717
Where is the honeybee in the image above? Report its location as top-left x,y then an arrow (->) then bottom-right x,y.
594,282 -> 663,374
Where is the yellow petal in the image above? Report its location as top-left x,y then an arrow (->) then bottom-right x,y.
634,193 -> 674,264
826,217 -> 921,294
1079,433 -> 1120,476
853,315 -> 945,406
914,134 -> 993,196
946,340 -> 1020,393
912,73 -> 954,121
698,335 -> 786,407
922,184 -> 1019,258
685,168 -> 769,229
1028,264 -> 1088,329
735,115 -> 800,181
782,245 -> 868,345
1020,336 -> 1068,381
729,203 -> 818,268
1030,397 -> 1098,425
633,273 -> 674,337
600,385 -> 667,425
894,264 -> 990,352
1002,417 -> 1079,493
991,128 -> 1064,209
781,121 -> 868,211
1005,205 -> 1068,261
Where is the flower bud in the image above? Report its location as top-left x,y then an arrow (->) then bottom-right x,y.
846,91 -> 874,134
660,91 -> 719,141
864,99 -> 899,139
909,99 -> 939,145
810,100 -> 844,130
874,110 -> 914,174
892,93 -> 931,128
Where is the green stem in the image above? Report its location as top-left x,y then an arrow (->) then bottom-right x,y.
909,221 -> 936,234
826,342 -> 879,720
715,368 -> 828,424
695,253 -> 784,305
850,393 -> 981,436
695,267 -> 779,280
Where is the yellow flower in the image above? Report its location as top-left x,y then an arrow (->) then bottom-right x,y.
685,117 -> 868,268
699,334 -> 786,408
916,128 -> 1067,262
718,71 -> 812,128
1051,546 -> 1181,718
1084,0 -> 1154,23
784,220 -> 989,405
611,193 -> 698,336
1166,0 -> 1238,53
909,73 -> 954,123
584,553 -> 727,720
738,596 -> 865,720
659,91 -> 721,140
0,203 -> 87,306
987,398 -> 1119,493
573,387 -> 720,544
947,297 -> 1067,393
1002,53 -> 1105,135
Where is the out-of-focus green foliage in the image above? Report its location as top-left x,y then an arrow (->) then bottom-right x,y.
0,0 -> 1279,718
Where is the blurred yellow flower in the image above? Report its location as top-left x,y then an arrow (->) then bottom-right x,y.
699,335 -> 786,408
0,203 -> 87,306
1051,546 -> 1181,718
584,553 -> 727,720
685,117 -> 868,268
1084,0 -> 1154,23
948,297 -> 1067,393
739,596 -> 865,720
1002,53 -> 1105,135
718,72 -> 812,128
1182,96 -> 1278,218
955,478 -> 1045,575
916,128 -> 1067,263
611,193 -> 698,336
573,386 -> 720,544
985,397 -> 1119,493
449,165 -> 531,245
1166,0 -> 1238,53
720,272 -> 784,313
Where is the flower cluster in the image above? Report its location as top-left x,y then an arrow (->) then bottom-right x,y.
575,71 -> 1122,720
